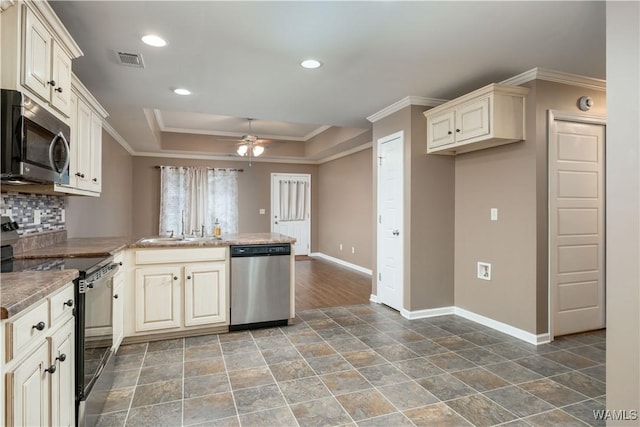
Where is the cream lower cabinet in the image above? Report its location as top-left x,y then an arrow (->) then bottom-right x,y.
130,247 -> 229,336
112,267 -> 125,351
2,282 -> 76,427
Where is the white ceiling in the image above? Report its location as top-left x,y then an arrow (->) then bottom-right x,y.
49,1 -> 606,158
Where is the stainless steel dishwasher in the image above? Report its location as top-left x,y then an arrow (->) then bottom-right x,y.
230,243 -> 291,330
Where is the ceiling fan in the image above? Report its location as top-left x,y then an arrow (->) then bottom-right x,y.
229,119 -> 272,165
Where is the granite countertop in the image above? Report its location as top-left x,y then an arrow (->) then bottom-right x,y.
14,237 -> 134,259
1,270 -> 79,319
129,232 -> 296,248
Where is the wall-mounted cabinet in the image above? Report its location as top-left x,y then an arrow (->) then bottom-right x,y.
424,84 -> 529,155
0,1 -> 82,119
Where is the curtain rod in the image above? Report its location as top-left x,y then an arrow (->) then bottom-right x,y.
154,165 -> 243,172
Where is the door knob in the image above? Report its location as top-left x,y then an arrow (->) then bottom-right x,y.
392,230 -> 400,236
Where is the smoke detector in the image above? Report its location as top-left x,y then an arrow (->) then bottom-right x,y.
115,51 -> 145,68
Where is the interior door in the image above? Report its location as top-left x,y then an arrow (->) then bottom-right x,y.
271,173 -> 311,255
377,132 -> 404,311
550,117 -> 605,336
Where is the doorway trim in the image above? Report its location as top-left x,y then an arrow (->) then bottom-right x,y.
547,110 -> 606,341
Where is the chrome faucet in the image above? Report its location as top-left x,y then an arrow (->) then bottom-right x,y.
201,224 -> 205,237
167,230 -> 174,238
181,210 -> 185,237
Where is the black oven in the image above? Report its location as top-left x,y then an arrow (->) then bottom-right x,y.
1,89 -> 70,185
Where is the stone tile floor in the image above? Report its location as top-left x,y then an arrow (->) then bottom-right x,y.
94,304 -> 606,426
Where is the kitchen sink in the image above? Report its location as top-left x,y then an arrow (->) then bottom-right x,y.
136,236 -> 183,243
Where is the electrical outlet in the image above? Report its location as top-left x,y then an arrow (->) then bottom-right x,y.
259,208 -> 265,215
339,243 -> 343,251
33,209 -> 42,225
351,247 -> 355,254
491,208 -> 498,221
477,262 -> 491,280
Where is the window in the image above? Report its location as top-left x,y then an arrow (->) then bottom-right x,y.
159,166 -> 238,236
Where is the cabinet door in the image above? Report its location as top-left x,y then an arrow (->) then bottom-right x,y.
49,317 -> 75,427
135,266 -> 181,332
184,262 -> 227,326
66,93 -> 79,188
23,7 -> 52,101
75,99 -> 92,190
112,271 -> 124,352
89,112 -> 102,192
5,342 -> 50,427
427,110 -> 455,149
455,97 -> 490,142
50,41 -> 72,117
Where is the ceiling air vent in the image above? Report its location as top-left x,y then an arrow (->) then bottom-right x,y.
116,51 -> 145,68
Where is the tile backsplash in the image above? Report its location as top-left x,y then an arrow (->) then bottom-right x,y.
0,192 -> 65,235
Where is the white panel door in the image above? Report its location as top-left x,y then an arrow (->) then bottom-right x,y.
550,118 -> 605,336
271,173 -> 311,255
377,132 -> 404,311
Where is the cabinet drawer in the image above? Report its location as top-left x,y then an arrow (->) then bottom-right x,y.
49,283 -> 75,325
5,300 -> 49,362
135,247 -> 227,264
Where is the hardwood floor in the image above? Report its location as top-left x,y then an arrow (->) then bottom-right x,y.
294,256 -> 371,311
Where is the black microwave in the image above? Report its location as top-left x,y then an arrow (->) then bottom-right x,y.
1,89 -> 70,185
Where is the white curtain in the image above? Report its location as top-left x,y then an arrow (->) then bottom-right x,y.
279,180 -> 307,221
159,166 -> 238,236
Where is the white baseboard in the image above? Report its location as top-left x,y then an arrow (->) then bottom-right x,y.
454,307 -> 551,345
308,252 -> 372,275
369,294 -> 380,303
400,306 -> 456,320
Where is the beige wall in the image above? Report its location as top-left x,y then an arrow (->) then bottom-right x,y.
606,1 -> 640,418
317,148 -> 373,269
131,157 -> 319,247
454,81 -> 606,335
371,106 -> 455,310
66,131 -> 133,238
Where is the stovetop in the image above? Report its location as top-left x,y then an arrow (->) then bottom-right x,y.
1,256 -> 112,277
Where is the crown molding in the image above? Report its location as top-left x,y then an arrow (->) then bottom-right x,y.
367,96 -> 448,123
500,67 -> 606,91
102,121 -> 136,155
303,125 -> 332,141
316,142 -> 372,164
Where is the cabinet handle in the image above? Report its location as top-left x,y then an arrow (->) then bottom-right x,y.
32,321 -> 45,331
92,178 -> 98,182
47,80 -> 56,87
55,87 -> 63,93
76,172 -> 85,178
447,131 -> 452,135
56,353 -> 67,363
119,262 -> 123,266
64,299 -> 74,307
45,365 -> 56,374
456,129 -> 461,133
113,294 -> 119,299
187,275 -> 192,280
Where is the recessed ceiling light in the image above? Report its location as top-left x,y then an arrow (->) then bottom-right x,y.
142,34 -> 167,47
173,88 -> 191,96
301,59 -> 321,69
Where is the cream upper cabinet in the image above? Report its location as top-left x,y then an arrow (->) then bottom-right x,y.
425,83 -> 529,155
89,112 -> 103,192
15,3 -> 79,118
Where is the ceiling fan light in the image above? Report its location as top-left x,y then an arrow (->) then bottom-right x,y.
253,145 -> 264,157
237,145 -> 248,156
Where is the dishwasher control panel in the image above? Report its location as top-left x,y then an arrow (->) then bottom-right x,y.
230,244 -> 291,257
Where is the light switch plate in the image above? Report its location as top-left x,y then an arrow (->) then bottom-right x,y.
477,262 -> 491,280
491,208 -> 498,221
259,208 -> 265,215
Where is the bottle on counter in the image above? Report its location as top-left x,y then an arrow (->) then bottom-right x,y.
213,218 -> 221,238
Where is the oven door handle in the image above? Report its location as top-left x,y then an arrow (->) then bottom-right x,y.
48,131 -> 70,175
79,263 -> 120,293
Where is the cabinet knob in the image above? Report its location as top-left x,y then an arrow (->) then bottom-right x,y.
113,294 -> 119,299
119,262 -> 123,266
93,178 -> 98,182
187,275 -> 192,280
55,87 -> 63,93
447,131 -> 452,135
32,321 -> 46,331
76,172 -> 85,178
45,365 -> 56,374
173,276 -> 178,280
56,354 -> 67,363
64,299 -> 74,307
456,129 -> 461,133
47,80 -> 56,87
